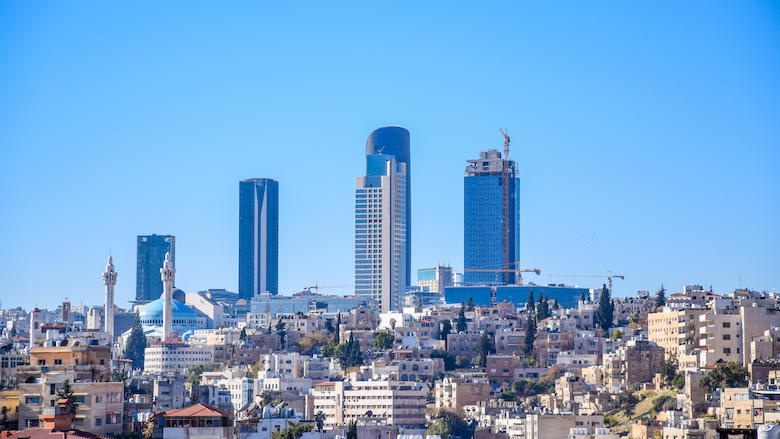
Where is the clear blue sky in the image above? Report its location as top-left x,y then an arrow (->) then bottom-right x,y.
1,2 -> 778,310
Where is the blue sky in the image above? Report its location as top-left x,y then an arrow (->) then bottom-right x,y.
1,2 -> 778,310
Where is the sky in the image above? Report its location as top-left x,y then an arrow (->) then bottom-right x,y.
1,2 -> 778,310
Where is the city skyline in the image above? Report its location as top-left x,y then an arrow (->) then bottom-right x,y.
1,3 -> 778,309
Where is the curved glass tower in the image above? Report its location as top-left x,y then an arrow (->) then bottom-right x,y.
239,178 -> 279,299
356,126 -> 411,312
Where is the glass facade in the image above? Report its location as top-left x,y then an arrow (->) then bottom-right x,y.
463,149 -> 520,285
495,285 -> 590,309
239,178 -> 279,300
356,126 -> 411,312
136,234 -> 175,301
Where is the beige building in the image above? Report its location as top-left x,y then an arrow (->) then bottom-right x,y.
524,414 -> 605,439
436,376 -> 491,410
603,339 -> 664,388
648,309 -> 705,359
720,385 -> 780,429
18,375 -> 123,435
310,380 -> 427,428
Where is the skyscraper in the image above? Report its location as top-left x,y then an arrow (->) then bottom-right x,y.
136,234 -> 175,301
239,178 -> 279,300
355,126 -> 411,312
464,148 -> 520,285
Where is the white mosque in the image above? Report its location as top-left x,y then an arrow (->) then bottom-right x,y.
121,252 -> 199,343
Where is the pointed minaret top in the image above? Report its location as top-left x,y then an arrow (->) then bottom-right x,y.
164,252 -> 173,268
106,255 -> 114,269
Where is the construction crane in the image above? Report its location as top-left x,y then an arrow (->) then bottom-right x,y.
499,128 -> 510,158
547,271 -> 625,292
455,262 -> 540,285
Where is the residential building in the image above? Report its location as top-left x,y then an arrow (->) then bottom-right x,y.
355,126 -> 411,313
436,377 -> 491,410
154,375 -> 186,411
603,339 -> 664,389
136,234 -> 175,301
144,338 -> 214,373
463,148 -> 519,285
525,414 -> 606,439
648,309 -> 705,359
239,178 -> 279,299
18,375 -> 123,435
153,403 -> 234,439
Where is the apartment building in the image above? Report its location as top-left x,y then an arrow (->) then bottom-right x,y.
144,339 -> 214,373
154,375 -> 187,411
448,331 -> 482,360
525,414 -> 606,439
648,309 -> 706,360
603,339 -> 664,388
310,380 -> 427,428
435,376 -> 491,410
18,375 -> 123,435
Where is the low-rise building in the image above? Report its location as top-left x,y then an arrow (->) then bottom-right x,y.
436,377 -> 491,411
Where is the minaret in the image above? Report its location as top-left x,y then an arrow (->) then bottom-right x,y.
30,308 -> 41,347
161,252 -> 175,340
102,256 -> 118,339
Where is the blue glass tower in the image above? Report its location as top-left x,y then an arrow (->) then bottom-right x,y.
239,178 -> 279,300
464,149 -> 520,285
356,126 -> 411,312
136,234 -> 175,301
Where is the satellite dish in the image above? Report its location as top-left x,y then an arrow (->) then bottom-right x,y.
365,410 -> 373,417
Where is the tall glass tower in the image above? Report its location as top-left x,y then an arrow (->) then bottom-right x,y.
136,234 -> 175,301
239,178 -> 279,300
355,126 -> 411,312
464,149 -> 520,285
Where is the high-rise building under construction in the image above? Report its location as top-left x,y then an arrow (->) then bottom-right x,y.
464,145 -> 520,285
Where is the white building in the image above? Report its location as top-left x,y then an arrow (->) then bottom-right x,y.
144,339 -> 214,373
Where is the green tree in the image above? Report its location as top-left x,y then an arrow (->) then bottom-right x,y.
476,332 -> 496,367
536,292 -> 549,321
523,313 -> 536,359
699,361 -> 749,392
655,284 -> 667,308
440,319 -> 452,347
527,290 -> 535,312
325,319 -> 335,334
389,318 -> 397,330
239,327 -> 247,341
619,389 -> 639,419
611,330 -> 623,340
581,291 -> 587,303
428,408 -> 467,439
431,348 -> 458,371
314,411 -> 326,432
57,379 -> 79,416
659,356 -> 681,388
553,298 -> 559,310
271,422 -> 314,439
346,420 -> 357,439
275,320 -> 287,348
187,363 -> 222,388
467,297 -> 475,310
653,394 -> 675,413
373,332 -> 395,349
456,302 -> 467,333
425,417 -> 451,438
123,311 -> 147,371
596,284 -> 614,333
333,314 -> 341,345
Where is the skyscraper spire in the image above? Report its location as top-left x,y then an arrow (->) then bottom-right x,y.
102,255 -> 118,339
160,252 -> 175,340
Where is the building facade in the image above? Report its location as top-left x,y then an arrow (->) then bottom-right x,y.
239,178 -> 279,299
464,149 -> 519,285
418,266 -> 454,294
355,126 -> 411,313
136,234 -> 175,301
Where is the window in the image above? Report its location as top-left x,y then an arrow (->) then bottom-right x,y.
95,417 -> 103,426
25,397 -> 40,404
723,334 -> 731,340
54,359 -> 62,365
95,396 -> 103,403
723,322 -> 731,328
724,348 -> 731,355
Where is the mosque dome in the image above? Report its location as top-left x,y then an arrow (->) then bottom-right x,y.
138,297 -> 198,327
172,288 -> 186,303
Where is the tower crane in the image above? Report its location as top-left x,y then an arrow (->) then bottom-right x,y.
547,271 -> 624,292
455,262 -> 540,285
499,128 -> 510,158
301,283 -> 355,295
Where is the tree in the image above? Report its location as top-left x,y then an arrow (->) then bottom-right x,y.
333,314 -> 342,345
655,284 -> 667,308
275,320 -> 287,348
123,311 -> 147,371
389,317 -> 397,331
346,420 -> 357,439
187,363 -> 221,388
523,314 -> 536,359
596,284 -> 614,333
536,292 -> 549,321
527,290 -> 535,312
611,330 -> 623,340
325,319 -> 335,334
553,298 -> 559,310
467,297 -> 475,310
698,361 -> 749,392
476,332 -> 496,367
581,291 -> 587,303
314,411 -> 326,432
428,408 -> 467,439
57,379 -> 79,416
653,394 -> 675,413
294,332 -> 329,354
619,389 -> 639,419
271,422 -> 315,439
374,332 -> 395,349
239,327 -> 247,341
456,303 -> 467,333
431,348 -> 458,371
440,319 -> 452,346
659,356 -> 681,388
426,417 -> 451,438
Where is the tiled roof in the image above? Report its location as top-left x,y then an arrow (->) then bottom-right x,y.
6,428 -> 111,439
162,403 -> 233,418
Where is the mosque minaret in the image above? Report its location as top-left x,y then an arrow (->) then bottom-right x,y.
161,251 -> 175,340
102,255 -> 118,339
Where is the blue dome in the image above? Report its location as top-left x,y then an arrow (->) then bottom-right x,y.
139,297 -> 198,326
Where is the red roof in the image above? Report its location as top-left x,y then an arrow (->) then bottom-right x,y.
315,382 -> 336,386
162,403 -> 233,418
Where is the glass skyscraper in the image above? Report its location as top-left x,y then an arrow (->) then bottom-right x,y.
136,234 -> 175,301
239,178 -> 279,300
355,126 -> 411,312
464,149 -> 520,285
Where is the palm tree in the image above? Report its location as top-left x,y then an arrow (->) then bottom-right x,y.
314,411 -> 326,432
